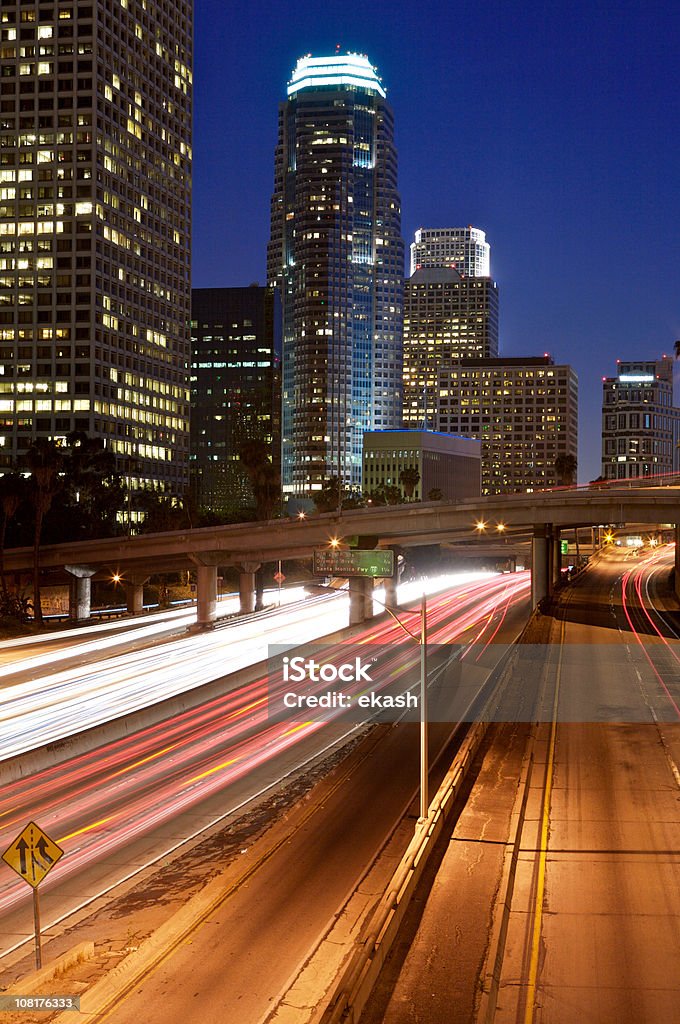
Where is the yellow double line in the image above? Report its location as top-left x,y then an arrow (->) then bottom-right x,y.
523,619 -> 564,1024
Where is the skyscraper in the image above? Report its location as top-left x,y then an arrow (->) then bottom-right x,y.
190,286 -> 281,515
601,357 -> 680,480
267,53 -> 404,498
410,227 -> 490,278
402,266 -> 499,428
0,0 -> 192,493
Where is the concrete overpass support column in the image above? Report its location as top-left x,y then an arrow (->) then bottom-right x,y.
383,573 -> 399,611
349,577 -> 373,625
65,565 -> 96,622
237,562 -> 260,615
675,524 -> 680,600
531,527 -> 550,609
125,574 -> 149,615
196,564 -> 218,628
551,530 -> 562,587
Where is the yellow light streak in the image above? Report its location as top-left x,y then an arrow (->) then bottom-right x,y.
187,758 -> 240,784
109,744 -> 178,778
58,816 -> 115,843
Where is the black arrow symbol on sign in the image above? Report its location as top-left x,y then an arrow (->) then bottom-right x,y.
16,838 -> 28,876
35,837 -> 54,865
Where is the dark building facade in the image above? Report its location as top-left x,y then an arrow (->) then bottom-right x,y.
0,0 -> 192,492
190,287 -> 281,515
267,54 -> 404,499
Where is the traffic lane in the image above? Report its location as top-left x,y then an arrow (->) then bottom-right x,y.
90,721 -> 458,1024
536,721 -> 680,1024
0,575 -> 529,869
528,557 -> 680,1023
0,583 -> 529,959
361,721 -> 531,1024
0,715 -> 367,956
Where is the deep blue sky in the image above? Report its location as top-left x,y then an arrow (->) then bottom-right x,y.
192,0 -> 680,483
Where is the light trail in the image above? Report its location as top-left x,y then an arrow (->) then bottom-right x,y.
0,573 -> 530,933
619,547 -> 680,720
0,573 -> 498,762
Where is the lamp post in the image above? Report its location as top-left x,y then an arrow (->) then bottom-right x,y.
371,586 -> 429,822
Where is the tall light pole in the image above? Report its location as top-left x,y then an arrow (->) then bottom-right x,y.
371,586 -> 429,821
419,592 -> 428,819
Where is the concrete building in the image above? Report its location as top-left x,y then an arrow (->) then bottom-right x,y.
0,0 -> 192,493
402,267 -> 499,429
435,357 -> 578,494
601,357 -> 680,480
267,53 -> 404,498
190,287 -> 281,515
362,429 -> 481,502
410,226 -> 490,278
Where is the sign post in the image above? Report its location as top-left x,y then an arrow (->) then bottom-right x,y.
274,560 -> 286,606
2,822 -> 64,970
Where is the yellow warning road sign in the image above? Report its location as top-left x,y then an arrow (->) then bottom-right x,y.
2,821 -> 64,888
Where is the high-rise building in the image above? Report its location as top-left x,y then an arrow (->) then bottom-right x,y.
435,357 -> 578,494
402,267 -> 499,428
267,53 -> 404,498
190,287 -> 281,515
410,227 -> 490,278
601,357 -> 680,480
0,0 -> 192,493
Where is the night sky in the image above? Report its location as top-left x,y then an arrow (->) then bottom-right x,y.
192,0 -> 680,484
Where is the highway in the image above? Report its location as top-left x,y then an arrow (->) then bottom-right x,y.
0,571 -> 530,981
0,573 -> 498,760
362,546 -> 680,1024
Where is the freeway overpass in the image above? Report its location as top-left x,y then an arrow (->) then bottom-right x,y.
4,485 -> 679,625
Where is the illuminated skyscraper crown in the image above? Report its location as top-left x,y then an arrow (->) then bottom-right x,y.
287,53 -> 386,98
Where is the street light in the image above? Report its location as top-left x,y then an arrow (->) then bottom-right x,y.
370,587 -> 429,822
475,520 -> 486,532
306,580 -> 431,824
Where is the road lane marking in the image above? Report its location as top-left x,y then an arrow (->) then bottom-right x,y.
523,621 -> 563,1024
58,816 -> 116,843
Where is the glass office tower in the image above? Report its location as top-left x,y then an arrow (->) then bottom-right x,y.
0,0 -> 192,493
267,54 -> 404,498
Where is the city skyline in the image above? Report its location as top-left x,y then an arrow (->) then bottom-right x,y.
193,0 -> 680,484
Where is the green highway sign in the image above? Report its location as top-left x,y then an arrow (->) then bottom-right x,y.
313,548 -> 395,578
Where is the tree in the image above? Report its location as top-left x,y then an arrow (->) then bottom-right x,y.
384,484 -> 402,505
399,465 -> 421,501
427,487 -> 444,501
238,440 -> 281,610
60,432 -> 125,539
238,439 -> 280,521
0,471 -> 27,606
554,454 -> 577,487
23,439 -> 64,624
674,340 -> 680,360
313,476 -> 340,514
